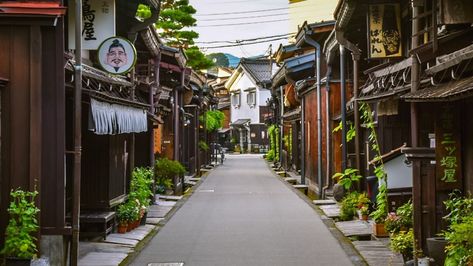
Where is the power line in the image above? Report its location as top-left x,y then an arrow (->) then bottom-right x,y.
195,33 -> 295,44
200,36 -> 289,49
195,5 -> 309,17
196,18 -> 289,28
198,12 -> 287,22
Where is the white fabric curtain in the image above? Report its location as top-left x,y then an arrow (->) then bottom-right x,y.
90,98 -> 148,135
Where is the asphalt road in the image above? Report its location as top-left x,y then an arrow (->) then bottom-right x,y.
130,154 -> 354,266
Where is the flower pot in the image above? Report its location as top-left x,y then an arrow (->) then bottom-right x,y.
117,223 -> 128,234
127,222 -> 133,232
426,237 -> 447,266
372,223 -> 389,237
5,257 -> 31,266
360,214 -> 369,221
133,219 -> 140,229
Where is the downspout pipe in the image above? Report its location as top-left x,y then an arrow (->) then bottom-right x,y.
300,97 -> 305,184
339,45 -> 347,170
335,30 -> 361,171
303,35 -> 323,198
322,65 -> 332,199
71,0 -> 82,265
280,86 -> 284,169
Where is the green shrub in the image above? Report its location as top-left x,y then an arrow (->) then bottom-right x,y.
340,192 -> 360,221
332,168 -> 362,191
265,150 -> 275,161
390,229 -> 414,260
129,167 -> 154,209
443,192 -> 473,266
155,158 -> 185,193
1,188 -> 40,259
201,110 -> 225,132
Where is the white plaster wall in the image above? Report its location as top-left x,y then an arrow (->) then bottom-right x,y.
384,155 -> 413,189
230,74 -> 260,123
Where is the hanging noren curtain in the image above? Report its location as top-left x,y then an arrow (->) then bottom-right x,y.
89,98 -> 148,135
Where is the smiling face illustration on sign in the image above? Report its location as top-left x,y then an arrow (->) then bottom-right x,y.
98,37 -> 136,75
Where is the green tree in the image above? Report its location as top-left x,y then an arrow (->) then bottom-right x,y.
156,0 -> 213,70
200,110 -> 225,132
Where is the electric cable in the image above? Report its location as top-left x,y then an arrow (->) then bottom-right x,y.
198,12 -> 288,22
195,5 -> 310,16
200,36 -> 290,49
195,33 -> 295,44
196,18 -> 289,28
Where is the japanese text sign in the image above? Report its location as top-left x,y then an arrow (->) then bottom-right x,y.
435,105 -> 462,190
368,4 -> 402,58
68,0 -> 116,50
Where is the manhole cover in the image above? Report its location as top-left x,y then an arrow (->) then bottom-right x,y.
148,263 -> 184,266
199,189 -> 214,193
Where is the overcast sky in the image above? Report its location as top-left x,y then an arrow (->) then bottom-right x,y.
189,0 -> 290,58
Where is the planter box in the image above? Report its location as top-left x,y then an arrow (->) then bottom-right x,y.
372,223 -> 389,237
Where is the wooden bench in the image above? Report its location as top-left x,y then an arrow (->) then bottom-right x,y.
78,211 -> 116,240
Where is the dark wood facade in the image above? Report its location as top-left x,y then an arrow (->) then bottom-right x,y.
0,14 -> 67,246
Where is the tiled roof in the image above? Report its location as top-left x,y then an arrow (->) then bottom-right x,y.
240,58 -> 272,85
402,75 -> 473,102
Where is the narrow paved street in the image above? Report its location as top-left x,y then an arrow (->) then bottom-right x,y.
130,154 -> 354,266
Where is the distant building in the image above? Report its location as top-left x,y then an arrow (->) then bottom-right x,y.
225,58 -> 276,153
208,67 -> 234,149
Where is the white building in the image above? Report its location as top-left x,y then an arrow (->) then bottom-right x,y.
225,58 -> 276,153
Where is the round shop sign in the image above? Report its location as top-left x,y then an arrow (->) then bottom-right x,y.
97,36 -> 137,75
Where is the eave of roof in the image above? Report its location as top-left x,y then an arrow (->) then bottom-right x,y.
0,1 -> 66,16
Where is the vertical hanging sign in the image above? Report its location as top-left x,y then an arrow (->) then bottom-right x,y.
68,0 -> 116,50
368,3 -> 402,58
435,104 -> 462,190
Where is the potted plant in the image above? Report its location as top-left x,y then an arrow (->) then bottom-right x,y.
359,205 -> 370,221
371,205 -> 389,237
385,200 -> 413,235
359,102 -> 389,237
1,188 -> 40,265
116,203 -> 130,234
356,193 -> 371,209
390,228 -> 414,263
129,167 -> 153,225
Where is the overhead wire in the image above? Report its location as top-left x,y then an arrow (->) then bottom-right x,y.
200,36 -> 290,49
196,18 -> 289,28
197,12 -> 287,22
195,33 -> 295,44
194,4 -> 310,16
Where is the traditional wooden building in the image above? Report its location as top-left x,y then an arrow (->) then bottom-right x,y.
294,21 -> 335,197
330,0 -> 473,258
271,43 -> 314,174
0,0 -> 180,264
0,1 -> 68,263
208,67 -> 233,150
